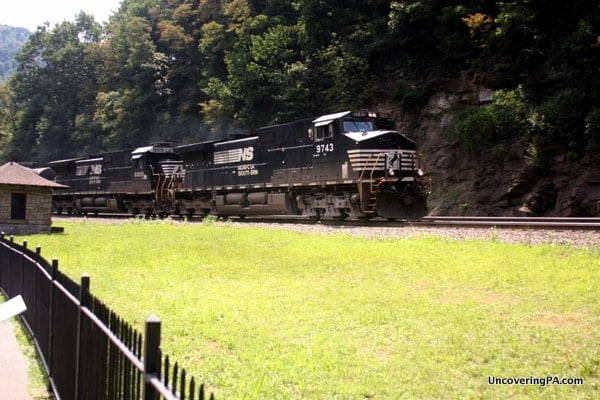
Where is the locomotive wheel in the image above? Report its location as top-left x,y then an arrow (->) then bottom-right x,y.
332,213 -> 348,221
308,209 -> 321,222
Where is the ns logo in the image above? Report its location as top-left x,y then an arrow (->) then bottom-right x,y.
240,146 -> 254,161
214,146 -> 255,165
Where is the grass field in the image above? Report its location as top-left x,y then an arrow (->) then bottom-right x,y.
15,219 -> 600,399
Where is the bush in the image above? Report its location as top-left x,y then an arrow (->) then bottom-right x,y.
536,89 -> 587,150
392,84 -> 428,114
451,88 -> 530,154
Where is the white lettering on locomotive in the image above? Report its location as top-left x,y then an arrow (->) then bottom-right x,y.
214,146 -> 254,165
313,143 -> 334,157
76,163 -> 103,176
237,164 -> 259,176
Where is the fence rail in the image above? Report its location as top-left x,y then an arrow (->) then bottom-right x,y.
0,233 -> 214,400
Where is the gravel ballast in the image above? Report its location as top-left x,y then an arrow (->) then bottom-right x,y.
242,222 -> 600,248
55,217 -> 600,248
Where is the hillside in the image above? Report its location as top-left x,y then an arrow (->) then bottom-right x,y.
391,76 -> 600,217
0,25 -> 30,82
0,0 -> 598,216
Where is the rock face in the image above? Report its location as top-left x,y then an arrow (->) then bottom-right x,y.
387,82 -> 600,217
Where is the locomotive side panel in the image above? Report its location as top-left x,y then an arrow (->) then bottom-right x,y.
176,141 -> 215,190
212,137 -> 265,187
104,149 -> 145,193
259,118 -> 314,185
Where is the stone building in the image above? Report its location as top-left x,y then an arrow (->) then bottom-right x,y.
0,162 -> 68,235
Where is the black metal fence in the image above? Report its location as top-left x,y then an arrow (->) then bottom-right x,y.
0,233 -> 215,400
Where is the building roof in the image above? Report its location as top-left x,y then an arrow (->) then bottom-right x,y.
0,162 -> 68,188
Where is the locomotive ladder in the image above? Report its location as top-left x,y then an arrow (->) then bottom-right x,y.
358,152 -> 385,215
155,173 -> 176,205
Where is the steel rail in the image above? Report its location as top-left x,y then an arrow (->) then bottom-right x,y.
53,214 -> 600,231
415,216 -> 600,231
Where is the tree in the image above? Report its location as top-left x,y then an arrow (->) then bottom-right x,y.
0,83 -> 20,162
94,11 -> 181,149
10,14 -> 104,162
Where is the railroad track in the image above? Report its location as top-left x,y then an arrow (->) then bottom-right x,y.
54,213 -> 600,231
417,216 -> 600,230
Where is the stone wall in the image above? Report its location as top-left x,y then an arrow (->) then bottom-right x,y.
0,185 -> 54,235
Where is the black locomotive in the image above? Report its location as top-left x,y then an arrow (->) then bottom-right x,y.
50,143 -> 184,217
49,111 -> 431,221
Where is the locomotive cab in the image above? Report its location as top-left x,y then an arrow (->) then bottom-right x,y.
306,110 -> 430,220
128,143 -> 184,214
131,144 -> 183,186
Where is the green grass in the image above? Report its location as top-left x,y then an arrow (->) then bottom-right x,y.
15,219 -> 600,399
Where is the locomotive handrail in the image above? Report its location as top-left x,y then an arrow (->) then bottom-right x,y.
155,172 -> 176,204
357,152 -> 385,214
154,172 -> 163,204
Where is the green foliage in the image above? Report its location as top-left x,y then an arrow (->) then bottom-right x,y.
0,84 -> 19,162
0,0 -> 599,162
389,1 -> 490,63
8,15 -> 105,162
524,141 -> 540,167
451,87 -> 531,153
18,220 -> 600,399
453,105 -> 496,152
535,89 -> 587,150
313,43 -> 372,110
392,84 -> 428,114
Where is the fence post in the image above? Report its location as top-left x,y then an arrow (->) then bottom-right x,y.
0,233 -> 4,288
20,241 -> 27,297
47,258 -> 58,395
75,274 -> 90,400
30,245 -> 42,334
143,315 -> 161,400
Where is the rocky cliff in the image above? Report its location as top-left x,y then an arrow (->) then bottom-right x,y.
388,79 -> 600,217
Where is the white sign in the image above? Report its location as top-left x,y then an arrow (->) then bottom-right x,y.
0,295 -> 27,322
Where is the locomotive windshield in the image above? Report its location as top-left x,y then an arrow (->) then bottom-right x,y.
342,120 -> 374,133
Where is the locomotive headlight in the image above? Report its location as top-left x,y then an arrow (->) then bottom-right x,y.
417,168 -> 424,177
388,168 -> 395,176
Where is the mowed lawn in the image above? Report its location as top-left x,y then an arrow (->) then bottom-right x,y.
17,219 -> 600,399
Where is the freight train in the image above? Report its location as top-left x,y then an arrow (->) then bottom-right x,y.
49,111 -> 431,221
